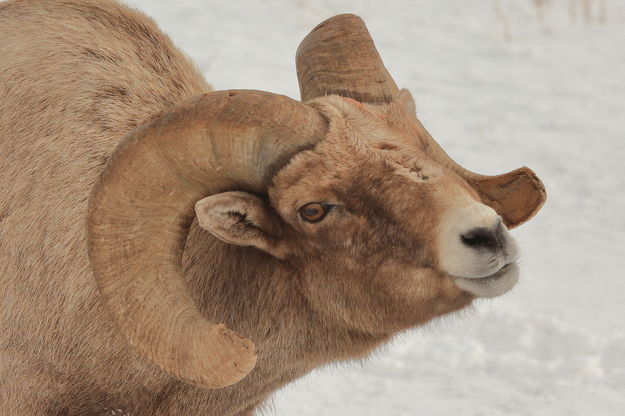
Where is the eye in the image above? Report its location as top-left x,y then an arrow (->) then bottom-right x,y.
299,202 -> 333,223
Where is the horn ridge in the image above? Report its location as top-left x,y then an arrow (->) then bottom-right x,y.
296,14 -> 399,103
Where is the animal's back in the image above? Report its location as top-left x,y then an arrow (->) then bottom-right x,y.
0,0 -> 210,413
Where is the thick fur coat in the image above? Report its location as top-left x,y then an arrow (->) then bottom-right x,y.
0,1 -> 502,415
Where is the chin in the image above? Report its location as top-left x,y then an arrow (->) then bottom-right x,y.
452,262 -> 520,298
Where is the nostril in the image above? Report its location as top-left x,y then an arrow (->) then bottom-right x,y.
461,227 -> 503,251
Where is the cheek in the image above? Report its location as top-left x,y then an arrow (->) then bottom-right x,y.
378,263 -> 466,304
301,217 -> 368,254
370,263 -> 472,328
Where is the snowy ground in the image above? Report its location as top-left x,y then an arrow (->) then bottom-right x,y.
127,0 -> 625,414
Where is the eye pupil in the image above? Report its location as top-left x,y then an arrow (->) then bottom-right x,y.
304,207 -> 319,216
300,202 -> 331,222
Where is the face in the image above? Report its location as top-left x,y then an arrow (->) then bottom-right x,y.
195,94 -> 522,335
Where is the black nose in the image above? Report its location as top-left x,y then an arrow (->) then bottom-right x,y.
461,223 -> 505,251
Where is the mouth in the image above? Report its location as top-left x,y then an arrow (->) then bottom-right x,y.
452,262 -> 519,298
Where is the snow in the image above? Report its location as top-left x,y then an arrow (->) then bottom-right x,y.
126,0 -> 625,414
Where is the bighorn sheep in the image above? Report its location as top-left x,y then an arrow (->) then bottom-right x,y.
0,1 -> 546,415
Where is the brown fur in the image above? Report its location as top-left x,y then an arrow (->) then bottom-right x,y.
1,1 -> 475,415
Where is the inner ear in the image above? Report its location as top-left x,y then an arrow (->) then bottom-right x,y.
195,191 -> 289,259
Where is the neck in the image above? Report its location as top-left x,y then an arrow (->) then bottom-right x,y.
182,223 -> 389,413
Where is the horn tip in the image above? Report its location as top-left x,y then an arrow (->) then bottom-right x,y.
309,13 -> 364,33
181,325 -> 257,389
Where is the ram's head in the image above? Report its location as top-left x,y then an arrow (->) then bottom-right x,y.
88,15 -> 545,389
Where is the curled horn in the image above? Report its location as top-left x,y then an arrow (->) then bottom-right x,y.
88,90 -> 326,388
296,15 -> 545,228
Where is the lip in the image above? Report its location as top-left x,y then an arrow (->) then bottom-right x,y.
452,262 -> 519,298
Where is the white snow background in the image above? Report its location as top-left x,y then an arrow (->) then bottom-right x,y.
126,0 -> 625,414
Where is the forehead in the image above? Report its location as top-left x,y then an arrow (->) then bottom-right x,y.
323,97 -> 428,154
270,98 -> 449,209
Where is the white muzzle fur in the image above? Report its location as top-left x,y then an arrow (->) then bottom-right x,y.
439,201 -> 520,298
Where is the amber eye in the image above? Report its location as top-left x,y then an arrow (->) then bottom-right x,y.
299,202 -> 333,223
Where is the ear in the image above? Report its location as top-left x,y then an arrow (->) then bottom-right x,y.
468,167 -> 546,229
397,88 -> 417,121
195,191 -> 290,259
